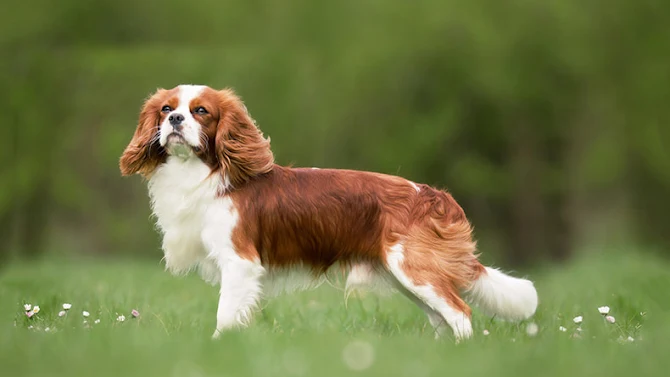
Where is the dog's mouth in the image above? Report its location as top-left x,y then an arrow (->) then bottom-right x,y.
165,133 -> 195,158
166,132 -> 186,143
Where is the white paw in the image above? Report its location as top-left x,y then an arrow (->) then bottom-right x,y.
211,329 -> 222,340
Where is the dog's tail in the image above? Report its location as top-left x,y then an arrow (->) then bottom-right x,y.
465,265 -> 538,321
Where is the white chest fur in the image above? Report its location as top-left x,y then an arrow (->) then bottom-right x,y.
148,156 -> 231,284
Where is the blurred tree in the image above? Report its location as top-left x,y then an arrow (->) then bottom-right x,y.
3,0 -> 669,264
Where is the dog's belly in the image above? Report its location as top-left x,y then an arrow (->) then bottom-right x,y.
197,259 -> 327,294
261,265 -> 327,298
259,262 -> 396,299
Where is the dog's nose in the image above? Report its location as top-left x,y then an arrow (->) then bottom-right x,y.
169,113 -> 185,126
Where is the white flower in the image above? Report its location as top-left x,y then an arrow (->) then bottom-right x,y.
63,303 -> 72,310
44,327 -> 51,332
627,336 -> 634,342
482,329 -> 490,336
576,327 -> 583,332
526,323 -> 539,337
598,306 -> 610,315
82,311 -> 90,317
559,326 -> 567,332
117,315 -> 126,322
94,319 -> 100,324
58,311 -> 66,317
32,306 -> 40,314
573,316 -> 583,324
24,304 -> 32,311
606,315 -> 616,323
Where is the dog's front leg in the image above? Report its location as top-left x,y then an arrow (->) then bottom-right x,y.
211,253 -> 265,339
201,198 -> 265,339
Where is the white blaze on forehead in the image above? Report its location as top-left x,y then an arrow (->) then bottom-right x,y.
176,85 -> 206,109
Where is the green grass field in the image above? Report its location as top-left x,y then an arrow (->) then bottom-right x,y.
1,249 -> 668,377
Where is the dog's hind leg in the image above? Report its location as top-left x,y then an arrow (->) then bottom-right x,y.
397,286 -> 451,338
385,243 -> 473,341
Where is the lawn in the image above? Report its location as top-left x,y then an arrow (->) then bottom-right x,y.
1,249 -> 668,377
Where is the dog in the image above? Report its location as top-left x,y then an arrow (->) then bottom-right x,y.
120,85 -> 538,340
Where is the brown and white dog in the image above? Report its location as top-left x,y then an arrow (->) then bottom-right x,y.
120,85 -> 538,340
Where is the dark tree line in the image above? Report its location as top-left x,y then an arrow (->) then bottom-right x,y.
3,0 -> 669,265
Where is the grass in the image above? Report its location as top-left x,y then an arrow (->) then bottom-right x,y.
1,249 -> 668,377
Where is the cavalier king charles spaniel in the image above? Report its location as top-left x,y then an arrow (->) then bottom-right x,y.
120,85 -> 538,340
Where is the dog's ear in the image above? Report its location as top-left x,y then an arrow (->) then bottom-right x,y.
120,89 -> 168,177
214,89 -> 274,188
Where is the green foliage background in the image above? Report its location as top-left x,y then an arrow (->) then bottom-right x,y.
3,0 -> 669,265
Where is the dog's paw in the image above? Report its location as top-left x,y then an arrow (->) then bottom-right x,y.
211,329 -> 221,340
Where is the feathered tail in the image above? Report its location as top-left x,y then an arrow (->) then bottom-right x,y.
465,266 -> 538,321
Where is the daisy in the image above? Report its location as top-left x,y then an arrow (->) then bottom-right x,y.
606,315 -> 616,324
32,306 -> 40,314
573,316 -> 583,324
598,306 -> 610,315
559,326 -> 567,332
24,304 -> 32,312
58,311 -> 66,317
63,303 -> 72,310
117,315 -> 126,322
82,311 -> 90,317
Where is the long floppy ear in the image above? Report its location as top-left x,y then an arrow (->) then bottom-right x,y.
215,89 -> 274,188
119,90 -> 168,177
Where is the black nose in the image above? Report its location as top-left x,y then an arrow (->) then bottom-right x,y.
169,113 -> 185,126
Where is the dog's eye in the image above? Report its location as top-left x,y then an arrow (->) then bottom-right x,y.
161,105 -> 172,113
194,106 -> 208,115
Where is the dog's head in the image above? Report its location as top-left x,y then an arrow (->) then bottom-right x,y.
119,85 -> 274,187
